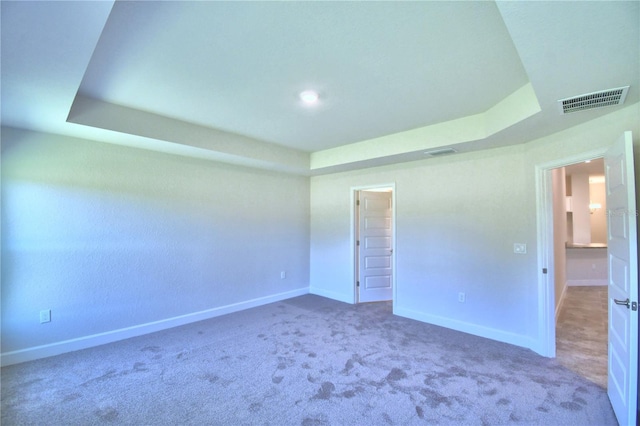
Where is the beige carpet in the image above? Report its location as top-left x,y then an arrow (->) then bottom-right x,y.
2,295 -> 616,425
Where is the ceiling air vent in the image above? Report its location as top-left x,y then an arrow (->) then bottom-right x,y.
558,86 -> 629,114
424,148 -> 457,157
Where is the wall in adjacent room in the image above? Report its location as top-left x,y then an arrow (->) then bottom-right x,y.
1,127 -> 310,364
589,180 -> 607,244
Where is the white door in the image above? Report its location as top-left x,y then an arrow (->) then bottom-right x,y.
357,190 -> 393,303
606,131 -> 638,426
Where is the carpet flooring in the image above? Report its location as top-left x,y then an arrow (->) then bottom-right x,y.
1,295 -> 617,425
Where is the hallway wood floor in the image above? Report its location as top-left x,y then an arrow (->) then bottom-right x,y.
556,285 -> 608,388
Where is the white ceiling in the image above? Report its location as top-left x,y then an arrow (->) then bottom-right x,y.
2,1 -> 639,175
565,158 -> 605,177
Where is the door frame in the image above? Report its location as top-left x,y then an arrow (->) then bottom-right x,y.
535,148 -> 607,357
351,183 -> 397,306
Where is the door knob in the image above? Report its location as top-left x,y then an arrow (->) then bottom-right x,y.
614,298 -> 631,308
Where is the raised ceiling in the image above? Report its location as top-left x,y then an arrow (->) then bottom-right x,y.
2,1 -> 639,175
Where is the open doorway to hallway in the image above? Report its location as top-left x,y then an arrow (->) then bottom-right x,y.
553,159 -> 608,388
539,132 -> 637,424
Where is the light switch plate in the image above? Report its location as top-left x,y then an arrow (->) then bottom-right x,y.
514,243 -> 527,254
40,309 -> 51,323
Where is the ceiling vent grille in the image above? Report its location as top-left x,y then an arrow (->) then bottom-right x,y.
424,148 -> 457,157
558,86 -> 629,114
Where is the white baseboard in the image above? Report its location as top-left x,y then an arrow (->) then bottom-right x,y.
555,283 -> 568,323
566,279 -> 608,286
1,287 -> 309,367
309,287 -> 354,304
394,306 -> 537,352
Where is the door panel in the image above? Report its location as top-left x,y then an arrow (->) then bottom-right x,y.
358,190 -> 393,303
365,256 -> 391,269
606,131 -> 637,426
365,236 -> 391,248
365,275 -> 391,289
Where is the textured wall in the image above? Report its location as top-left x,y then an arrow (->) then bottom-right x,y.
570,173 -> 592,244
589,181 -> 607,244
310,103 -> 640,354
1,128 -> 310,355
310,145 -> 535,348
2,103 -> 638,360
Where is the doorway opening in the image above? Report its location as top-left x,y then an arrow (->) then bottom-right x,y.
554,158 -> 608,388
535,147 -> 607,358
352,184 -> 395,305
536,131 -> 638,425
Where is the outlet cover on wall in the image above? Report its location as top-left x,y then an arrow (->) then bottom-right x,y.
514,243 -> 527,254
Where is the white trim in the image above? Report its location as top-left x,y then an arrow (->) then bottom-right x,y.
535,148 -> 607,357
535,148 -> 606,172
309,287 -> 353,304
395,306 -> 537,351
351,188 -> 358,304
535,163 -> 555,357
555,282 -> 568,323
391,186 -> 397,313
350,183 -> 397,308
1,287 -> 309,367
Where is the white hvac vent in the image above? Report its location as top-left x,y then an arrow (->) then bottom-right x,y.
424,148 -> 457,157
558,86 -> 629,114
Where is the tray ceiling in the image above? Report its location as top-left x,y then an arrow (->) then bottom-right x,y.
2,1 -> 638,175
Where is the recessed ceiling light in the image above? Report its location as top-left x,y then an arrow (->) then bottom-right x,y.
299,90 -> 319,105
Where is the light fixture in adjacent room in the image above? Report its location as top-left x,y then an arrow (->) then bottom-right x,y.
299,90 -> 319,105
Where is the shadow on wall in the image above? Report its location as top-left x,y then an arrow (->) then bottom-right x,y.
1,127 -> 310,357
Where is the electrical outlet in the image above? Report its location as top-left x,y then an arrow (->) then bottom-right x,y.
40,309 -> 51,323
458,292 -> 466,303
514,243 -> 527,254
280,271 -> 286,279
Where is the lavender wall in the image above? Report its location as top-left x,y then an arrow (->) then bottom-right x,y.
1,127 -> 310,363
